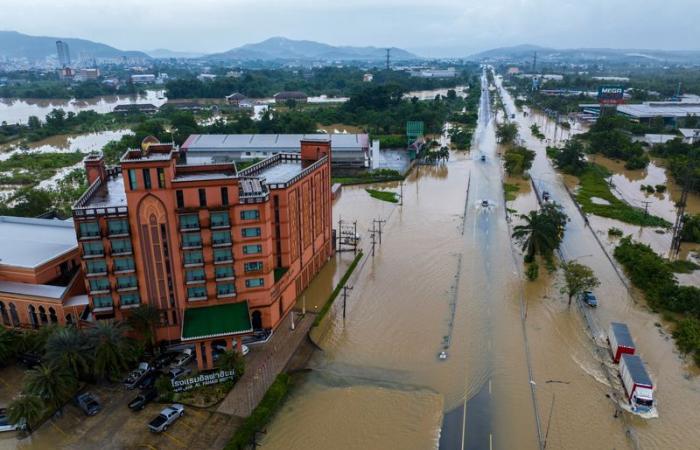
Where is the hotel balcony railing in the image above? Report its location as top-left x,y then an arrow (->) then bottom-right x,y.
83,251 -> 105,259
111,248 -> 132,256
183,259 -> 204,268
210,220 -> 231,230
120,302 -> 140,310
86,270 -> 108,278
179,220 -> 200,231
108,227 -> 130,237
188,294 -> 207,302
114,266 -> 135,274
116,284 -> 138,292
213,257 -> 234,265
93,305 -> 114,314
89,287 -> 110,295
186,277 -> 206,285
212,239 -> 232,248
215,273 -> 235,281
182,242 -> 203,250
217,291 -> 236,299
79,231 -> 101,241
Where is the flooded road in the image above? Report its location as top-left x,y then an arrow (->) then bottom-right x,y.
0,90 -> 166,125
498,74 -> 700,450
261,71 -> 540,450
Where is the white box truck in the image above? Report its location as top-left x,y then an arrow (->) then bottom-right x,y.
619,354 -> 654,413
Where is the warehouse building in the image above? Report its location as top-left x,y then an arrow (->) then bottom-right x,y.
617,102 -> 700,124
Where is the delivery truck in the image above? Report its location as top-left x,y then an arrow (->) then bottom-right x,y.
608,322 -> 635,363
619,354 -> 655,413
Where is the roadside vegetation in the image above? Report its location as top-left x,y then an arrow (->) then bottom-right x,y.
314,251 -> 364,327
560,261 -> 600,306
366,189 -> 399,203
332,169 -> 403,185
503,183 -> 520,201
512,203 -> 568,279
614,237 -> 700,366
530,124 -> 545,140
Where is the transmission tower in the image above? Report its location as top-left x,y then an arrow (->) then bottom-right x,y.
532,51 -> 537,73
386,48 -> 391,70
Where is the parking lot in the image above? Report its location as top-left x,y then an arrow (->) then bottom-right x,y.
0,364 -> 241,450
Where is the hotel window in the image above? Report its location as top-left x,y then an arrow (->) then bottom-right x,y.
108,219 -> 129,236
83,241 -> 104,257
180,214 -> 199,230
183,250 -> 203,265
221,187 -> 229,206
217,283 -> 236,297
143,169 -> 152,189
110,239 -> 132,254
89,278 -> 110,292
198,188 -> 207,207
116,276 -> 137,290
215,265 -> 234,280
245,278 -> 265,288
213,248 -> 233,263
176,190 -> 184,208
187,286 -> 207,300
186,268 -> 206,283
242,227 -> 261,238
86,259 -> 107,275
114,257 -> 135,272
243,244 -> 262,255
157,168 -> 165,188
210,211 -> 229,228
212,230 -> 232,246
79,221 -> 100,238
182,233 -> 202,248
128,169 -> 137,190
93,295 -> 113,309
120,292 -> 140,306
244,261 -> 263,272
240,210 -> 260,220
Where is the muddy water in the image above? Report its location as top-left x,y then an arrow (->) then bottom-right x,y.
0,129 -> 131,160
0,90 -> 166,125
499,75 -> 700,450
262,73 -> 540,450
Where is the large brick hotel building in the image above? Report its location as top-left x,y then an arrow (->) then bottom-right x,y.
70,138 -> 333,369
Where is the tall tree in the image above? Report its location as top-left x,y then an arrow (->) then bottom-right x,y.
0,328 -> 18,364
127,305 -> 160,352
25,363 -> 77,411
512,203 -> 568,261
560,261 -> 600,306
44,326 -> 93,379
7,394 -> 43,432
88,320 -> 134,380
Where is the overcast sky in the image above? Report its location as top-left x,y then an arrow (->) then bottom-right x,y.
1,0 -> 698,56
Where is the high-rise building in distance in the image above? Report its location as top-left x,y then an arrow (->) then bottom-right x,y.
56,40 -> 71,68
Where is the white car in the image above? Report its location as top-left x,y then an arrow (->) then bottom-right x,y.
148,404 -> 184,433
213,343 -> 249,357
0,409 -> 20,432
169,348 -> 193,368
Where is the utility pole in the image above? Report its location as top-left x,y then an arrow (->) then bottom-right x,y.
385,48 -> 391,71
369,222 -> 377,257
373,218 -> 386,244
670,152 -> 697,256
532,51 -> 537,73
342,285 -> 353,320
641,200 -> 651,218
399,181 -> 404,206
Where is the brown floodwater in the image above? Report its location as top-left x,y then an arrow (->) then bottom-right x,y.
499,74 -> 700,450
0,129 -> 131,160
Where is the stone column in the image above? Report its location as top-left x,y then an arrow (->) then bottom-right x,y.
236,336 -> 243,353
195,342 -> 205,370
204,341 -> 214,370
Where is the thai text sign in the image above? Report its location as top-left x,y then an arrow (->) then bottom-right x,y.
171,369 -> 235,392
598,85 -> 625,105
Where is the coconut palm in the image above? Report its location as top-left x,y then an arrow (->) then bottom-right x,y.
7,394 -> 43,432
25,363 -> 77,411
44,326 -> 93,379
512,203 -> 568,261
0,328 -> 18,364
88,320 -> 134,380
126,305 -> 160,351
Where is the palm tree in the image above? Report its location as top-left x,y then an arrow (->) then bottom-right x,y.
512,204 -> 568,261
25,363 -> 77,411
216,350 -> 245,377
0,328 -> 18,364
7,394 -> 43,432
44,326 -> 93,379
127,305 -> 160,352
88,320 -> 134,380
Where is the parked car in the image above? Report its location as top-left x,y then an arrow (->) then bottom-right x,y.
148,404 -> 184,433
152,352 -> 178,370
128,388 -> 158,412
168,366 -> 192,380
581,290 -> 598,307
169,349 -> 193,368
124,362 -> 152,389
213,343 -> 250,357
138,371 -> 161,391
0,409 -> 19,432
75,393 -> 101,416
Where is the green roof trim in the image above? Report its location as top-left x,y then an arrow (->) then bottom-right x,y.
181,301 -> 253,341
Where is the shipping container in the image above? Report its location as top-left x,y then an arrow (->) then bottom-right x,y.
619,354 -> 654,413
608,322 -> 635,363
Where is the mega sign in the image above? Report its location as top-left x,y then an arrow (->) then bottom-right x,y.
171,369 -> 235,392
598,86 -> 625,105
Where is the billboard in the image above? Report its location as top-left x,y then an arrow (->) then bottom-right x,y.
598,85 -> 625,105
171,369 -> 235,392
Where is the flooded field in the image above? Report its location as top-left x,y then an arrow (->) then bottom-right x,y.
0,90 -> 166,125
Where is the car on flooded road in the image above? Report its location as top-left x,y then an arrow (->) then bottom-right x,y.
148,404 -> 184,433
581,290 -> 598,307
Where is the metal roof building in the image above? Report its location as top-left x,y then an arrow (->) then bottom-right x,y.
617,102 -> 700,121
181,133 -> 371,168
0,216 -> 77,269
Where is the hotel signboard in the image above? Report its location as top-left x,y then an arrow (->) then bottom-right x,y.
171,369 -> 236,392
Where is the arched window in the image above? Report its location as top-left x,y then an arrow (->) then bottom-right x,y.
9,303 -> 20,327
65,313 -> 74,325
251,310 -> 262,330
0,301 -> 9,326
38,306 -> 48,325
49,307 -> 58,324
28,305 -> 38,329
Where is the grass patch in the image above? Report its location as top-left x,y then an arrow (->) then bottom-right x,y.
668,259 -> 700,274
225,374 -> 291,450
0,151 -> 85,186
365,189 -> 399,203
314,251 -> 363,327
576,164 -> 670,227
332,169 -> 404,186
503,183 -> 520,202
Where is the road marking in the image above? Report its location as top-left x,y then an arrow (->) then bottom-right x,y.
461,397 -> 468,450
178,419 -> 195,431
138,445 -> 158,450
51,421 -> 68,437
490,433 -> 493,450
489,379 -> 492,395
162,431 -> 186,448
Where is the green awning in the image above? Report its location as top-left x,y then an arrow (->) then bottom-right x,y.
181,301 -> 253,341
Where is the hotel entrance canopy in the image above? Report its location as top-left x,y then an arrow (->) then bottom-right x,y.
181,301 -> 253,341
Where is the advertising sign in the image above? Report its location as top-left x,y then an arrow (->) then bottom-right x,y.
171,369 -> 235,393
598,85 -> 625,105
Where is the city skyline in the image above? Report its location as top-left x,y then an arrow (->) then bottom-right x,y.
1,0 -> 699,57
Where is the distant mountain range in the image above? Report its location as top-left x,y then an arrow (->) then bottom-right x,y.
146,49 -> 206,59
469,44 -> 700,64
204,37 -> 419,62
0,30 -> 148,60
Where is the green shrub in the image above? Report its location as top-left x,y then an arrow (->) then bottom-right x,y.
608,227 -> 623,237
655,184 -> 667,193
526,262 -> 539,281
